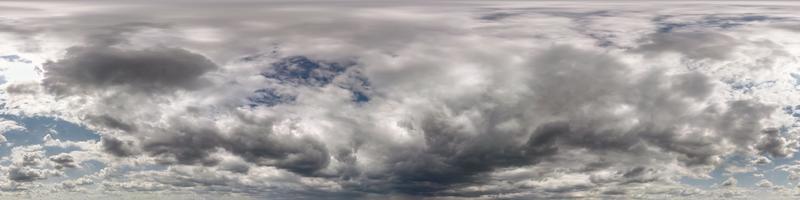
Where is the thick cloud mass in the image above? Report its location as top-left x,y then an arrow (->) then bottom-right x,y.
43,46 -> 217,94
0,1 -> 800,199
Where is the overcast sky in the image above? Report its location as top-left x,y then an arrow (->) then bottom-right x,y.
1,1 -> 800,199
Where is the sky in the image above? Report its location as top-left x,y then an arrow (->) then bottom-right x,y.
1,0 -> 800,199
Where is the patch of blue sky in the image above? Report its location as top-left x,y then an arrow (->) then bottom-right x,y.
44,146 -> 83,156
782,105 -> 800,119
251,56 -> 372,107
342,75 -> 371,104
64,160 -> 106,179
723,79 -> 775,94
655,15 -> 786,33
781,106 -> 800,129
352,90 -> 370,103
790,73 -> 800,90
247,88 -> 296,107
742,153 -> 800,188
0,114 -> 100,157
262,56 -> 350,87
680,153 -> 794,188
0,55 -> 32,64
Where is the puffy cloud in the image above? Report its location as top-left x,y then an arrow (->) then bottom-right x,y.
61,177 -> 93,190
0,1 -> 799,199
721,177 -> 737,187
101,136 -> 138,158
752,156 -> 772,165
756,128 -> 797,158
49,154 -> 77,170
756,179 -> 774,188
4,145 -> 62,182
7,167 -> 56,182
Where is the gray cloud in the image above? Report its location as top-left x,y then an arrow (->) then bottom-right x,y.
42,45 -> 217,95
316,46 -> 774,196
21,153 -> 42,167
756,128 -> 796,158
102,136 -> 139,157
634,31 -> 738,60
49,154 -> 77,170
86,114 -> 136,132
8,167 -> 47,182
141,115 -> 331,176
1,1 -> 797,199
80,45 -> 777,198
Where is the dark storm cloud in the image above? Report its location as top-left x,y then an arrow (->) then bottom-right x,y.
5,1 -> 797,198
374,117 -> 561,194
225,128 -> 330,176
42,45 -> 217,95
102,136 -> 139,157
142,123 -> 225,166
142,116 -> 330,176
331,46 -> 774,196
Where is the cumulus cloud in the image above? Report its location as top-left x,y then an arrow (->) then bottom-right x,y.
5,145 -> 62,182
721,177 -> 738,187
756,179 -> 774,188
49,154 -> 77,170
756,128 -> 797,158
101,136 -> 138,158
0,1 -> 798,199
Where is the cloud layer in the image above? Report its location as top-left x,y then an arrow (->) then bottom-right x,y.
1,1 -> 800,199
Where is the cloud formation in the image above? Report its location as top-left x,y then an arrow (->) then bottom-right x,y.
43,45 -> 217,95
0,1 -> 799,199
